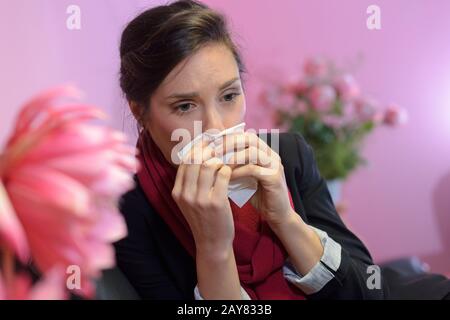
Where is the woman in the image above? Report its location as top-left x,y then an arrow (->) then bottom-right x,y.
114,0 -> 388,300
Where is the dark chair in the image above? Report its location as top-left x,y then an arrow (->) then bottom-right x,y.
95,267 -> 140,300
379,256 -> 450,300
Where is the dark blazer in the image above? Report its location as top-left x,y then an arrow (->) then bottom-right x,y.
114,132 -> 389,299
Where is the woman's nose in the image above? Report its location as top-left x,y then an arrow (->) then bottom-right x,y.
203,107 -> 225,133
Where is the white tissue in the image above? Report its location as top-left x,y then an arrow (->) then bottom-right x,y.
177,122 -> 258,207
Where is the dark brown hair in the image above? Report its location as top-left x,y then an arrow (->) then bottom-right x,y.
119,0 -> 246,124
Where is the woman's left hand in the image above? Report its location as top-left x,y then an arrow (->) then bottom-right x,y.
214,132 -> 295,228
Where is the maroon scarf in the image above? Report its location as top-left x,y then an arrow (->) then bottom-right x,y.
136,130 -> 306,300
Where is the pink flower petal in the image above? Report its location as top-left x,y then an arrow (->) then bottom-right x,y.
88,207 -> 128,242
13,85 -> 82,136
0,181 -> 29,262
7,165 -> 91,218
29,267 -> 67,300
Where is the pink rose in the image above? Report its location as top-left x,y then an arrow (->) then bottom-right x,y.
303,57 -> 328,79
334,74 -> 360,101
277,91 -> 296,111
307,84 -> 336,112
283,78 -> 310,96
294,99 -> 309,114
354,97 -> 379,122
384,104 -> 408,126
258,88 -> 284,110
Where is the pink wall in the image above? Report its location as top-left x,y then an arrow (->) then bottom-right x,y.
1,0 -> 449,272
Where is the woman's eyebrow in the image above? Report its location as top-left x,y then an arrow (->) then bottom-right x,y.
165,77 -> 240,101
218,77 -> 240,91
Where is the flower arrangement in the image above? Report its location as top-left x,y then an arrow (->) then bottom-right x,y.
262,57 -> 408,181
0,86 -> 138,299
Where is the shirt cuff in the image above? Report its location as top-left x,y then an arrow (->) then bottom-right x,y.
194,284 -> 251,300
283,226 -> 342,295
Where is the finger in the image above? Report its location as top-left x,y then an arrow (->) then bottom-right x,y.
172,163 -> 186,199
201,141 -> 216,163
230,163 -> 278,183
211,165 -> 232,199
225,146 -> 273,168
182,140 -> 216,199
182,135 -> 213,164
214,132 -> 249,156
214,132 -> 271,158
197,157 -> 224,197
182,163 -> 201,200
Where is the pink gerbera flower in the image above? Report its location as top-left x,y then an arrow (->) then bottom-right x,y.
0,85 -> 138,298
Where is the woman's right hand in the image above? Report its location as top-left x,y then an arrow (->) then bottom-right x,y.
171,137 -> 235,258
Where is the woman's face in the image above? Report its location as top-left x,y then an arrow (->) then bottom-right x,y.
135,43 -> 246,166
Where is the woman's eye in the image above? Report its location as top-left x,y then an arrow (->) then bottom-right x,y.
176,103 -> 193,113
223,92 -> 240,102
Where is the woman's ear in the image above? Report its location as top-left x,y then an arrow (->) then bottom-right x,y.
129,101 -> 145,127
129,101 -> 140,120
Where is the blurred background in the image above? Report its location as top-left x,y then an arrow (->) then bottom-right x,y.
1,0 -> 449,275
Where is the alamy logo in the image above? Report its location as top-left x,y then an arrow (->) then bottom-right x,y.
366,265 -> 381,289
66,5 -> 81,30
66,265 -> 81,290
366,5 -> 381,30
